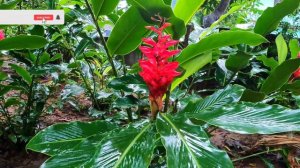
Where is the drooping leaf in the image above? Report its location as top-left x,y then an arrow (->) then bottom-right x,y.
176,30 -> 268,66
75,38 -> 91,57
240,89 -> 266,102
171,52 -> 212,91
10,64 -> 32,84
107,7 -> 149,56
26,120 -> 116,156
173,0 -> 205,24
173,31 -> 266,90
0,0 -> 22,9
91,0 -> 120,17
289,39 -> 300,59
226,51 -> 252,72
254,0 -> 300,36
260,59 -> 300,94
182,85 -> 245,114
256,55 -> 279,70
276,34 -> 288,64
188,102 -> 300,134
127,0 -> 186,39
0,35 -> 48,50
157,113 -> 233,168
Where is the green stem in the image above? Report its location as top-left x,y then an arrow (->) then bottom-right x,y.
232,149 -> 282,162
126,108 -> 133,122
84,0 -> 118,77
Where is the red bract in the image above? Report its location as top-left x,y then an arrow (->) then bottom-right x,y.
293,52 -> 300,79
139,22 -> 181,118
0,30 -> 5,41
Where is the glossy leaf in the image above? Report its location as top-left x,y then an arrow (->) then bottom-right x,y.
276,34 -> 288,64
226,51 -> 252,72
254,0 -> 300,36
260,59 -> 300,94
289,39 -> 300,59
91,0 -> 120,17
182,85 -> 245,114
127,0 -> 186,39
26,120 -> 116,156
75,38 -> 91,57
176,31 -> 268,66
41,122 -> 156,168
256,55 -> 279,70
188,102 -> 300,134
0,35 -> 48,50
10,64 -> 32,84
108,74 -> 147,93
39,53 -> 51,65
0,0 -> 22,9
172,52 -> 212,91
240,89 -> 265,102
157,113 -> 233,168
173,0 -> 205,24
107,7 -> 149,56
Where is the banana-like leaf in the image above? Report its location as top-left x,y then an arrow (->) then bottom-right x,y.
157,113 -> 233,168
38,122 -> 156,168
182,85 -> 245,114
0,35 -> 48,50
91,0 -> 120,17
188,102 -> 300,134
173,0 -> 205,25
254,0 -> 300,36
26,120 -> 116,156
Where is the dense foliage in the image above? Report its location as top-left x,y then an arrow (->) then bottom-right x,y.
0,0 -> 300,167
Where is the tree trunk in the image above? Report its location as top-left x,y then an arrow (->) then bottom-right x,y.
202,0 -> 231,28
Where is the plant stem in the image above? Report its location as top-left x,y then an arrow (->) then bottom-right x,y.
84,0 -> 118,77
232,149 -> 282,162
126,108 -> 133,122
163,85 -> 171,112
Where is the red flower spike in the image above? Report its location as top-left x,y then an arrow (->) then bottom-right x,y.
0,30 -> 5,41
139,22 -> 181,119
293,52 -> 300,79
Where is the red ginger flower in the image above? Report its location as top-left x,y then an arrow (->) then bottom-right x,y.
293,52 -> 300,79
0,30 -> 5,41
139,22 -> 181,119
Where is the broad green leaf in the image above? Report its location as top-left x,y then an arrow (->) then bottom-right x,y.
254,0 -> 300,36
173,0 -> 205,24
39,53 -> 51,65
26,120 -> 116,156
0,71 -> 7,81
289,39 -> 300,59
276,34 -> 288,64
75,38 -> 91,57
91,0 -> 120,17
5,98 -> 20,108
256,55 -> 279,70
108,74 -> 147,93
163,0 -> 172,5
157,113 -> 233,168
0,0 -> 22,9
0,35 -> 48,50
182,85 -> 245,114
29,25 -> 45,36
40,123 -> 156,168
260,59 -> 300,94
281,80 -> 300,94
174,31 -> 267,90
240,89 -> 266,102
188,102 -> 300,134
107,7 -> 149,56
50,53 -> 62,62
40,133 -> 107,168
200,5 -> 242,38
10,64 -> 32,84
172,52 -> 212,91
225,51 -> 252,72
127,0 -> 186,39
176,31 -> 268,65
